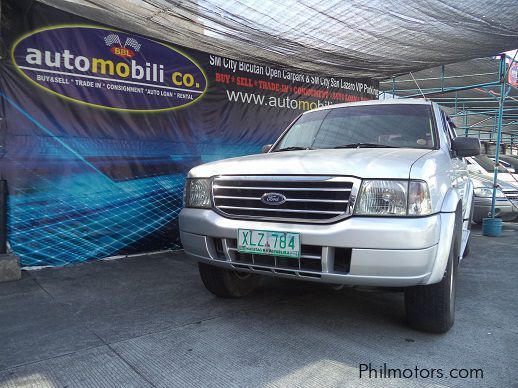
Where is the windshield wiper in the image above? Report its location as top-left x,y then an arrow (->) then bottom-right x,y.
333,143 -> 396,149
273,146 -> 312,152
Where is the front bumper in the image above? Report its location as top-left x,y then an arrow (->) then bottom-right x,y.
473,197 -> 518,222
179,209 -> 453,287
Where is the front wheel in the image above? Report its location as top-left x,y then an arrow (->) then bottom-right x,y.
404,241 -> 458,333
198,262 -> 260,298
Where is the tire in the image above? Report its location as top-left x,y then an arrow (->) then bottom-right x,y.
404,237 -> 458,333
198,262 -> 260,298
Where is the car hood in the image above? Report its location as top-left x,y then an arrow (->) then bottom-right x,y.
188,148 -> 433,179
470,172 -> 518,190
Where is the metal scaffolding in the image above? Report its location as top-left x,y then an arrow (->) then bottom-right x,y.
379,54 -> 518,154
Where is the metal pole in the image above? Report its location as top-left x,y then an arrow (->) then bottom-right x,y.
441,65 -> 444,92
490,54 -> 507,219
0,180 -> 7,254
404,80 -> 501,98
441,65 -> 445,92
468,104 -> 469,137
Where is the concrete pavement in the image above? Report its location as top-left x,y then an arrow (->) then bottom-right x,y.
0,224 -> 517,387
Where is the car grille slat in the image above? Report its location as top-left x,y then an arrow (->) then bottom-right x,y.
213,175 -> 356,222
227,246 -> 320,260
214,185 -> 351,192
503,190 -> 518,200
218,205 -> 342,215
214,195 -> 348,203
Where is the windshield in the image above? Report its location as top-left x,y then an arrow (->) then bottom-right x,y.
273,104 -> 436,151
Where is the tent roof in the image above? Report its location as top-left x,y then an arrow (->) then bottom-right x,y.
37,0 -> 518,80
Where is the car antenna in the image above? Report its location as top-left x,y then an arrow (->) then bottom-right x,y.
409,72 -> 427,100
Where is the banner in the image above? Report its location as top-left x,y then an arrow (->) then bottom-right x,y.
0,2 -> 378,266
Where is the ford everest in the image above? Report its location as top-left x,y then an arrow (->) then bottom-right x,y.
179,99 -> 480,333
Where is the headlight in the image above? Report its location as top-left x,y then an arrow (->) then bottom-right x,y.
354,180 -> 432,216
184,178 -> 212,208
473,187 -> 505,198
408,181 -> 433,215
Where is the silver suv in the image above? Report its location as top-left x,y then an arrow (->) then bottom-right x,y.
179,99 -> 480,333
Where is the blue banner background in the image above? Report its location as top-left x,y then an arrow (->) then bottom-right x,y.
0,2 -> 377,266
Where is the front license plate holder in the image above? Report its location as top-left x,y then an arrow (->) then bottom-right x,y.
237,229 -> 300,258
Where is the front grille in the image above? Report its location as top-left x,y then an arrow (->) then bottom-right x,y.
503,190 -> 518,201
213,175 -> 357,222
212,238 -> 352,278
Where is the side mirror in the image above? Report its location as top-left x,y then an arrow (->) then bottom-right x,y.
452,137 -> 480,157
261,144 -> 273,153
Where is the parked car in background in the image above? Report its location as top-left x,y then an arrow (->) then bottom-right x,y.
466,154 -> 518,186
493,159 -> 515,173
470,172 -> 518,223
489,154 -> 518,176
180,99 -> 480,334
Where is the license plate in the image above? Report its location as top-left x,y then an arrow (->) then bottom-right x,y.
237,229 -> 300,258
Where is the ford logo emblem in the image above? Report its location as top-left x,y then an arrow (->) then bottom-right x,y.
261,192 -> 286,205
